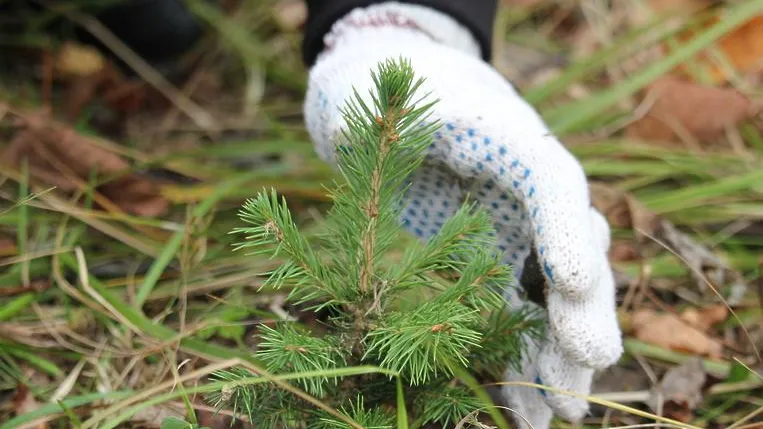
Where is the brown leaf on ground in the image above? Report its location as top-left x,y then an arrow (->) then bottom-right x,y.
0,236 -> 16,257
646,0 -> 712,14
648,357 -> 707,422
625,76 -> 759,146
673,15 -> 763,84
98,63 -> 152,115
198,409 -> 239,429
12,384 -> 48,429
680,304 -> 728,331
1,111 -> 169,217
713,16 -> 763,82
609,240 -> 639,262
632,309 -> 723,358
590,182 -> 662,234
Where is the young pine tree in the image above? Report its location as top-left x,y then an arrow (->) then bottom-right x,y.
210,58 -> 542,428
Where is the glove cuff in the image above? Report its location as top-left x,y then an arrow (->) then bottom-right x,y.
318,2 -> 482,63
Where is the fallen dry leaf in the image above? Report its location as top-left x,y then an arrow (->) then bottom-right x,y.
198,409 -> 237,429
648,357 -> 707,422
680,304 -> 728,331
590,182 -> 662,233
98,66 -> 151,115
713,16 -> 763,82
609,240 -> 639,262
673,15 -> 763,84
0,236 -> 16,257
12,384 -> 48,429
646,0 -> 713,14
625,76 -> 759,145
2,111 -> 169,217
632,309 -> 723,357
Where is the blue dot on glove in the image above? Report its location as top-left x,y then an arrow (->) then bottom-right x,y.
535,374 -> 548,398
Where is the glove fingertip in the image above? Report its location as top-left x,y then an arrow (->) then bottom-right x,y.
537,345 -> 595,422
545,271 -> 623,369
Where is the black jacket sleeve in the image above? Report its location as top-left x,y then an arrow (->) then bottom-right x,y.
302,0 -> 498,67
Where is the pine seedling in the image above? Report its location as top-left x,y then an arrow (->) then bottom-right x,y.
215,57 -> 542,427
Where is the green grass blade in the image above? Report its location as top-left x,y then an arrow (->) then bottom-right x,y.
61,253 -> 258,362
0,391 -> 133,429
447,359 -> 510,429
623,339 -> 731,377
1,344 -> 63,377
641,168 -> 763,213
396,376 -> 410,429
524,11 -> 684,104
95,366 -> 395,429
0,292 -> 36,321
18,159 -> 30,286
134,172 -> 262,308
546,0 -> 763,134
65,170 -> 97,248
741,123 -> 763,152
57,400 -> 85,428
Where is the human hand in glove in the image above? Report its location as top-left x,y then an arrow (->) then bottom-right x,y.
302,3 -> 623,428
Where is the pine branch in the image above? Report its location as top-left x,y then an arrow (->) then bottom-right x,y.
437,249 -> 511,312
323,57 -> 438,306
388,202 -> 495,291
363,300 -> 482,385
255,323 -> 347,397
470,305 -> 545,379
386,201 -> 513,314
232,189 -> 344,305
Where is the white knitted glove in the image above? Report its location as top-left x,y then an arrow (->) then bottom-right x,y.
302,3 -> 623,428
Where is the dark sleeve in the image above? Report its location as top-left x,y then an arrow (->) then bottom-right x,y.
302,0 -> 498,67
88,0 -> 203,65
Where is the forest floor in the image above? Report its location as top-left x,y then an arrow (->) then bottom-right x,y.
0,0 -> 762,428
